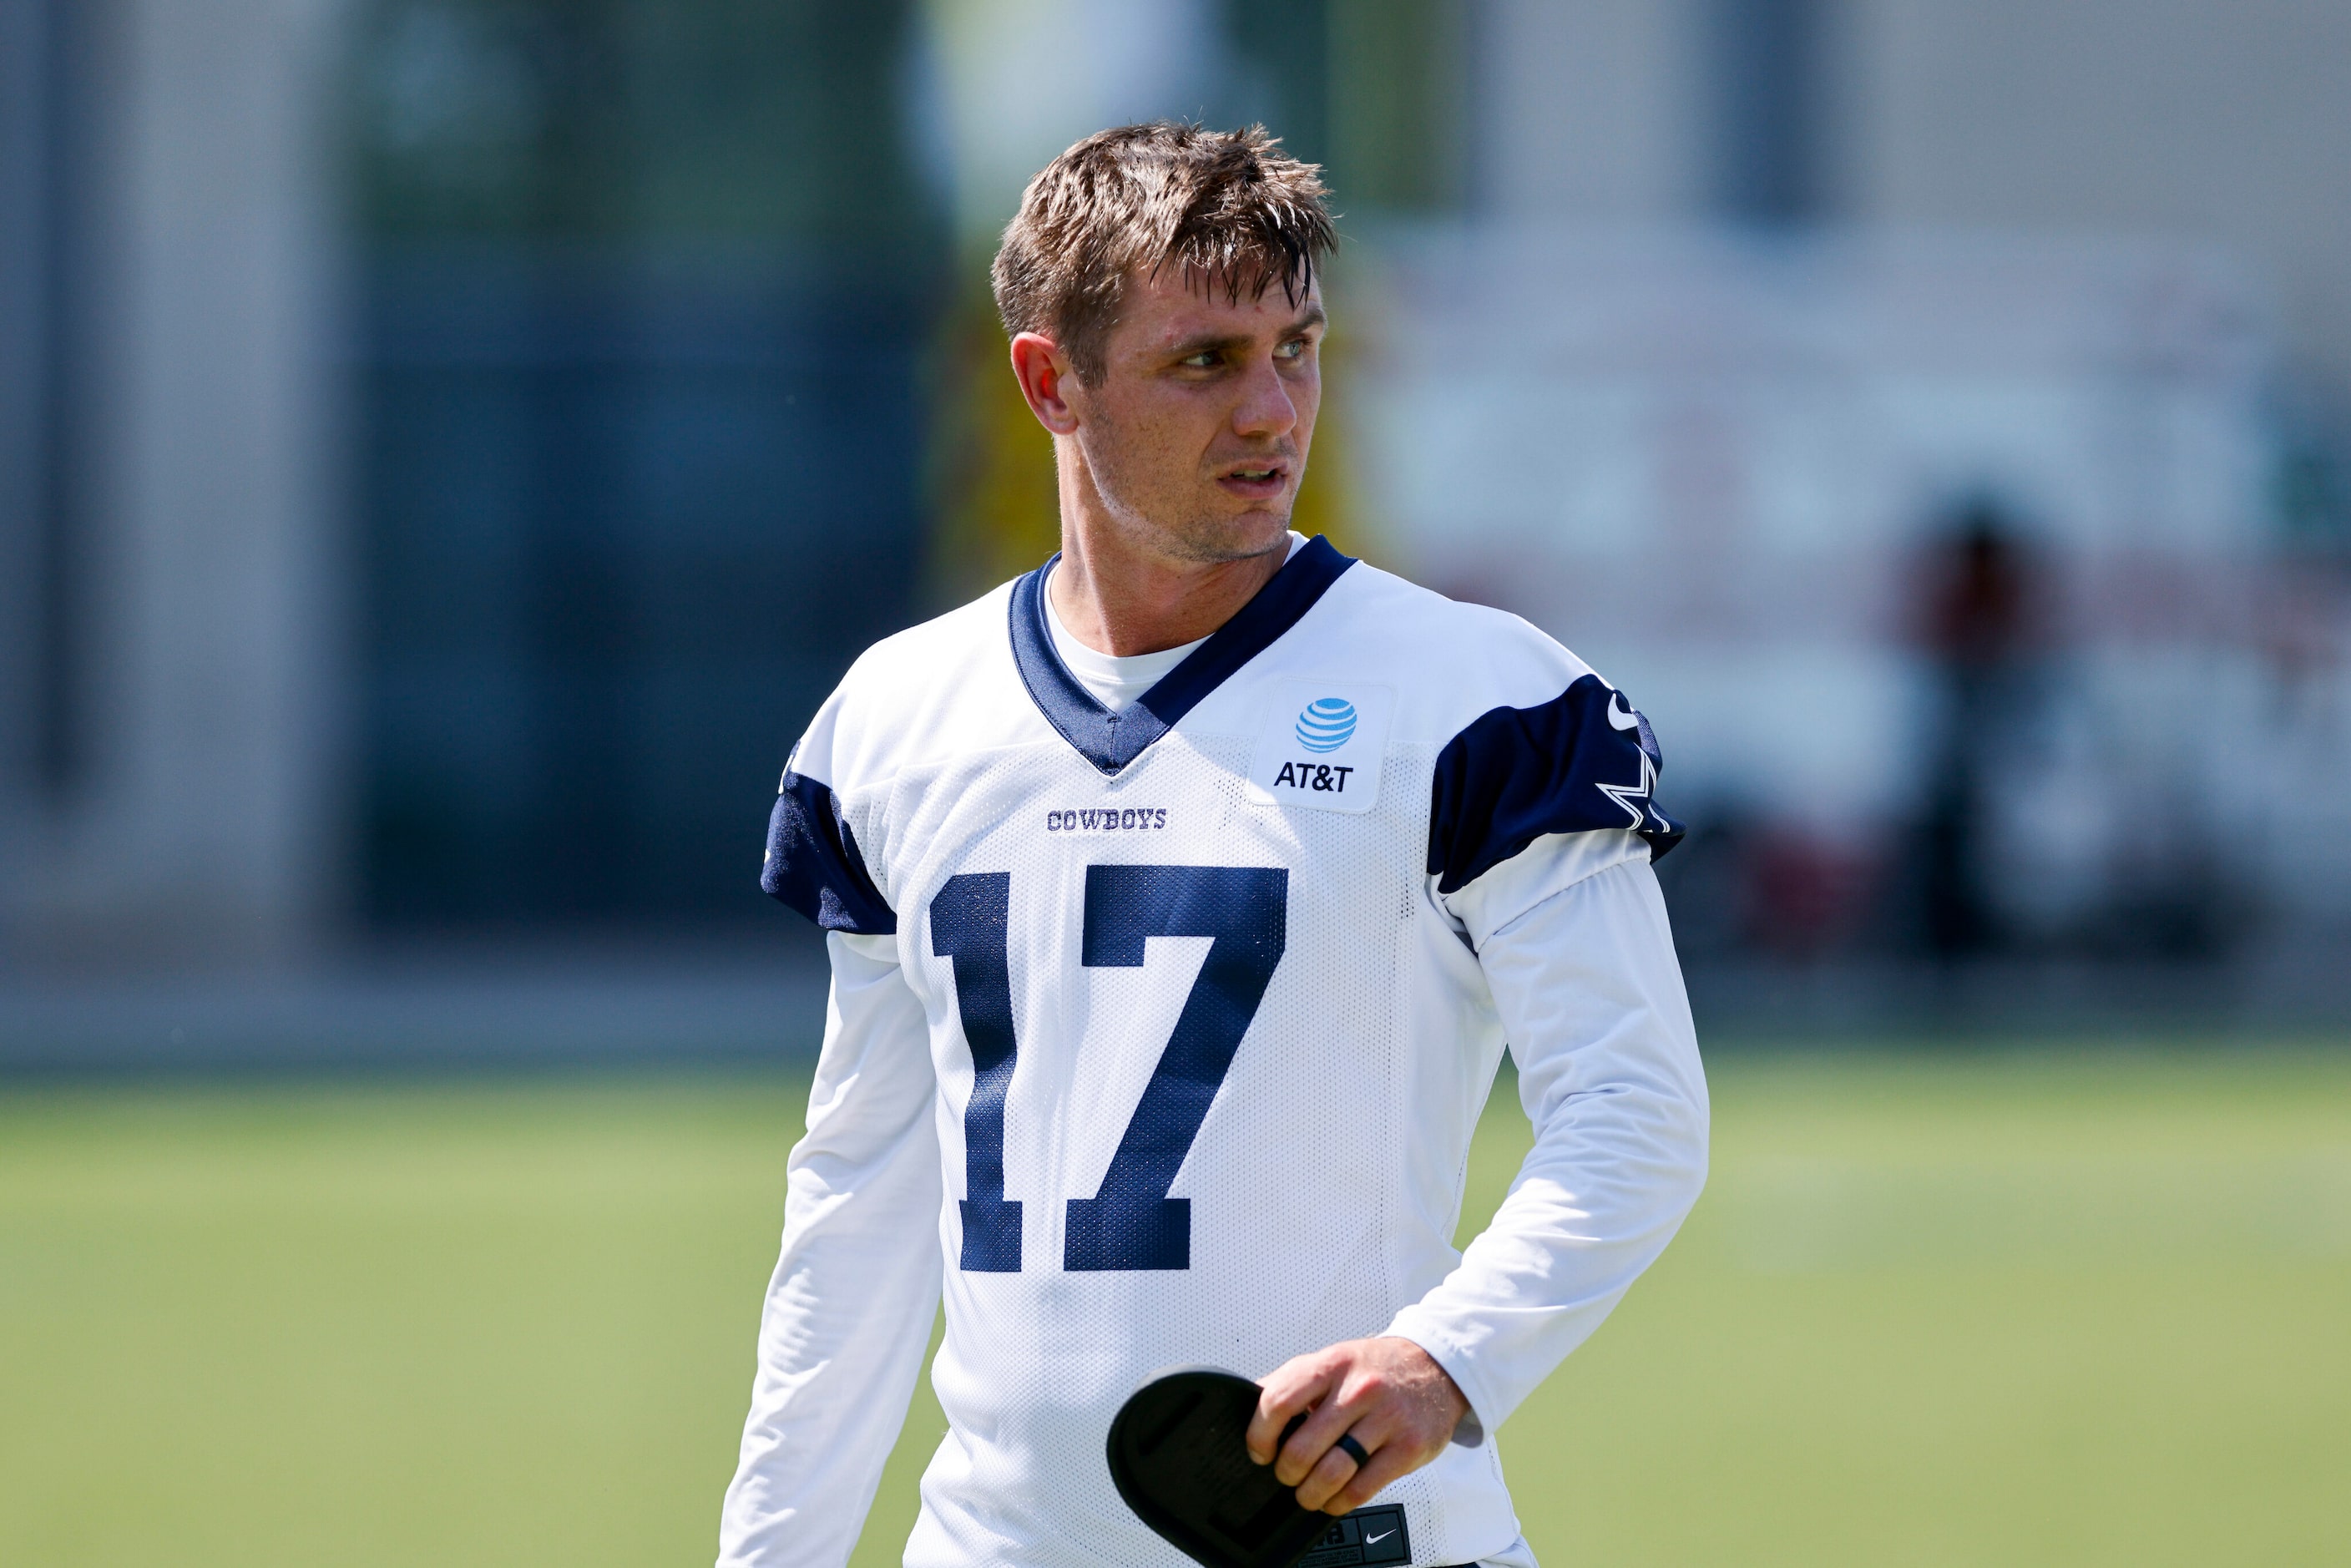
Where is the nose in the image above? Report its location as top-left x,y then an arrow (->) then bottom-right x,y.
1231,354 -> 1299,442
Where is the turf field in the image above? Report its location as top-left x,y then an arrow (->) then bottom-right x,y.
3,1049 -> 2346,1566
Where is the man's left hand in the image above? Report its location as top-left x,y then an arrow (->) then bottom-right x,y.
1244,1336 -> 1471,1515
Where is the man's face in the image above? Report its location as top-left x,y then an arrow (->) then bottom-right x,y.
1065,266 -> 1324,564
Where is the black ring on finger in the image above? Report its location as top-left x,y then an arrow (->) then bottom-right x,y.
1333,1433 -> 1371,1468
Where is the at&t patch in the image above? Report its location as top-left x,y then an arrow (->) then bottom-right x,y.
1245,680 -> 1393,814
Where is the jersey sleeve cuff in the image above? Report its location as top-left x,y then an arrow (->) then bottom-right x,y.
1381,1313 -> 1500,1448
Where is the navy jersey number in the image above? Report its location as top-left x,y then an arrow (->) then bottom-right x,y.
928,864 -> 1289,1274
1067,864 -> 1289,1270
931,873 -> 1023,1271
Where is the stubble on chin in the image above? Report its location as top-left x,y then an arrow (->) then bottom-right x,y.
1151,508 -> 1294,565
1085,444 -> 1295,567
1077,402 -> 1299,567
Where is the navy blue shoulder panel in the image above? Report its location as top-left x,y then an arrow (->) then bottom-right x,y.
762,771 -> 897,934
1009,534 -> 1356,775
1427,673 -> 1686,895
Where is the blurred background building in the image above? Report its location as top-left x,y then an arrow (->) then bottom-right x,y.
3,0 -> 2348,1055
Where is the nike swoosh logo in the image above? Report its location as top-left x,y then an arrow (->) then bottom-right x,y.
1366,1530 -> 1395,1544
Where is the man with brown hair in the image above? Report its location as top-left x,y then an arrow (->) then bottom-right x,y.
720,123 -> 1706,1568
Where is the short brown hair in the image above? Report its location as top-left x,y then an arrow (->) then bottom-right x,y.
992,122 -> 1337,383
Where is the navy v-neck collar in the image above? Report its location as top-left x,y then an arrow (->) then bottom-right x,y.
1009,534 -> 1357,775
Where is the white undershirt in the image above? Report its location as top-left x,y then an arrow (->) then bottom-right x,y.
1041,533 -> 1305,711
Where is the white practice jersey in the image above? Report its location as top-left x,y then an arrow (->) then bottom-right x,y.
721,536 -> 1708,1568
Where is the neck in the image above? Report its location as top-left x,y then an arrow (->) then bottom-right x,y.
1046,443 -> 1289,657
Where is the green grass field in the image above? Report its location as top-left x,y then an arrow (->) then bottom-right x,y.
3,1049 -> 2347,1565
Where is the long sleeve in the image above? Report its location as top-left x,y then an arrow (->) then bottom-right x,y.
1385,845 -> 1709,1434
717,930 -> 944,1568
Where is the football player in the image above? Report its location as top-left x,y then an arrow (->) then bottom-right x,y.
718,123 -> 1708,1568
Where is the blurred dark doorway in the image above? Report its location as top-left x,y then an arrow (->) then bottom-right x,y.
350,1 -> 943,928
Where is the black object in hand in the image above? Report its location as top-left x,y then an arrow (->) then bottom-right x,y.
1105,1367 -> 1331,1568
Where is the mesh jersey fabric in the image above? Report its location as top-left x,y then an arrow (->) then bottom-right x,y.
726,540 -> 1706,1568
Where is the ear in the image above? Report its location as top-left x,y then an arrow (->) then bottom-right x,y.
1010,331 -> 1082,435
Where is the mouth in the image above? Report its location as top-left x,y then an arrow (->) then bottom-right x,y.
1216,462 -> 1289,500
